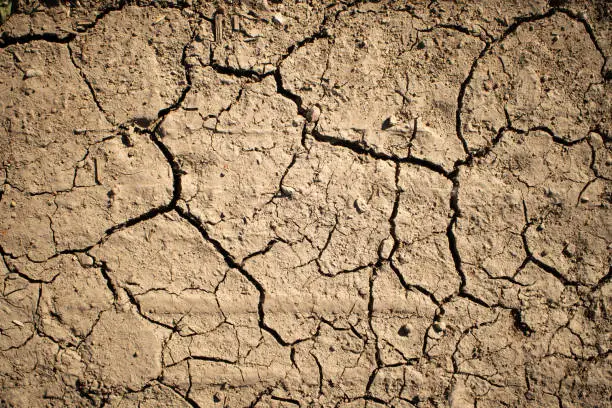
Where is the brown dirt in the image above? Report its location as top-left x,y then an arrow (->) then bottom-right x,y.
0,1 -> 610,407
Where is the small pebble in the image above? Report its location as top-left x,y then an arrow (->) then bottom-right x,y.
76,253 -> 94,267
398,324 -> 413,337
272,14 -> 285,26
12,320 -> 24,327
24,69 -> 42,79
354,198 -> 368,214
432,321 -> 446,333
306,105 -> 321,122
381,115 -> 398,130
10,200 -> 16,208
280,185 -> 295,198
562,243 -> 576,258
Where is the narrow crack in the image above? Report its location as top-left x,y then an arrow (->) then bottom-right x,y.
67,42 -> 114,126
455,42 -> 490,157
72,0 -> 129,34
0,31 -> 76,48
174,206 -> 290,347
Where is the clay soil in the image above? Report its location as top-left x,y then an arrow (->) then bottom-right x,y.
0,0 -> 611,407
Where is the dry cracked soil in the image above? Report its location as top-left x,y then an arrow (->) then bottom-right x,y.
0,0 -> 611,407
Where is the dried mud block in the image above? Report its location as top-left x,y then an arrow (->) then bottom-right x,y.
223,141 -> 396,271
589,132 -> 612,180
393,234 -> 459,301
163,332 -> 292,407
367,365 -> 409,405
176,65 -> 244,117
208,0 -> 331,75
0,261 -> 38,351
0,334 -> 91,406
90,214 -> 228,333
36,255 -> 113,346
372,265 -> 437,363
0,41 -> 109,194
244,241 -> 370,344
524,175 -> 610,286
366,362 -> 456,407
0,9 -> 75,43
462,12 -> 607,152
396,165 -> 452,240
308,324 -> 376,402
165,322 -> 239,366
91,214 -> 226,294
456,150 -> 531,279
72,6 -> 191,125
51,133 -> 173,251
424,297 -> 496,359
390,164 -> 458,299
452,312 -> 526,386
160,76 -> 302,253
80,309 -> 164,391
456,129 -> 607,288
280,10 -> 483,170
0,189 -> 56,261
215,269 -> 260,330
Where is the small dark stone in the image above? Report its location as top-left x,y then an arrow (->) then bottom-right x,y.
381,115 -> 398,130
120,131 -> 134,147
398,324 -> 412,337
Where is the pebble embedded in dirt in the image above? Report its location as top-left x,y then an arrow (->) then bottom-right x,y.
272,14 -> 285,26
280,185 -> 296,198
398,324 -> 413,337
354,197 -> 368,214
382,115 -> 399,130
23,69 -> 42,79
562,243 -> 577,258
432,320 -> 446,333
306,105 -> 321,123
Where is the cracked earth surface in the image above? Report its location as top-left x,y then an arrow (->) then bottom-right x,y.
0,0 -> 610,406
